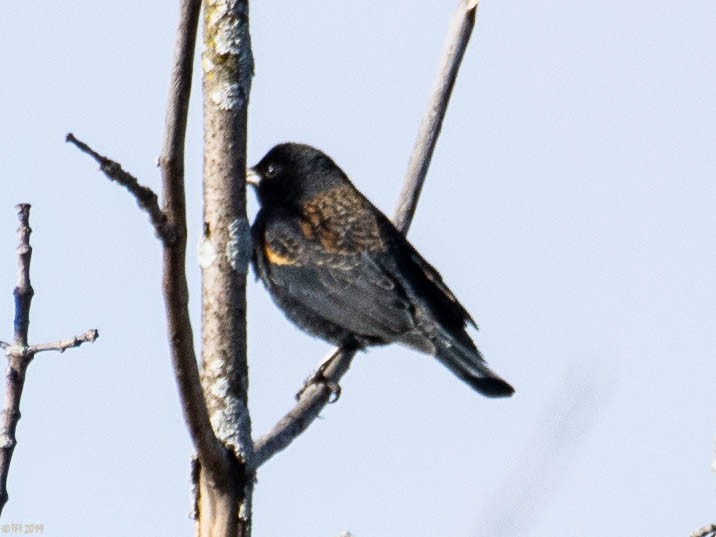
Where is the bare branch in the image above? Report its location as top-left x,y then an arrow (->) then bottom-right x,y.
0,205 -> 98,515
254,347 -> 354,467
0,204 -> 34,515
691,524 -> 716,537
160,0 -> 198,178
194,0 -> 255,533
12,205 -> 33,348
158,0 -> 232,483
28,329 -> 99,355
254,0 -> 482,467
200,0 -> 255,476
67,0 -> 228,483
66,133 -> 176,245
394,0 -> 480,232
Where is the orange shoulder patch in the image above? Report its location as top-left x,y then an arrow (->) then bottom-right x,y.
264,243 -> 298,266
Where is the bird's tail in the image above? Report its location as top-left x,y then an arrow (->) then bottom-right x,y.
433,336 -> 514,398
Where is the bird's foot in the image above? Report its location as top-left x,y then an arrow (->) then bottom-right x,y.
296,358 -> 342,403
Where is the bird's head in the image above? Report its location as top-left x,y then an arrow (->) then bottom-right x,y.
247,143 -> 350,209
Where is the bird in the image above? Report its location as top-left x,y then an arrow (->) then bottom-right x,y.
247,142 -> 514,398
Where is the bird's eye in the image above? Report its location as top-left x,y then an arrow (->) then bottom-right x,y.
264,163 -> 279,179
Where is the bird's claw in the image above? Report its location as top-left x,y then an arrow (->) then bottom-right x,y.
296,360 -> 342,403
326,381 -> 342,403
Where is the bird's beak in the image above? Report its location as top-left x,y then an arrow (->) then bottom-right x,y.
246,167 -> 261,187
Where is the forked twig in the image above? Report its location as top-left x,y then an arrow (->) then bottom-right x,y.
0,205 -> 98,515
66,0 -> 229,481
66,133 -> 176,245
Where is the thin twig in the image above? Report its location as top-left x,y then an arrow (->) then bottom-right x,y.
66,133 -> 176,245
158,0 -> 231,482
691,524 -> 716,537
394,0 -> 480,231
254,347 -> 353,467
12,205 -> 33,348
253,0 -> 482,468
0,205 -> 98,515
28,329 -> 99,355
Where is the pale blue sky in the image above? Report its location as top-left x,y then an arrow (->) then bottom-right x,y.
1,1 -> 714,536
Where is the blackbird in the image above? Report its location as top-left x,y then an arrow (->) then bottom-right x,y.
248,143 -> 514,398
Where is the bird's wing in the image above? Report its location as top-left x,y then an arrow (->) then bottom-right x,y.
403,243 -> 477,329
256,212 -> 415,340
369,212 -> 477,331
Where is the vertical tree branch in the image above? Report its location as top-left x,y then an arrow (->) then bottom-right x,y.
253,0 -> 483,468
201,0 -> 254,458
158,0 -> 230,483
199,0 -> 254,535
0,351 -> 28,517
0,205 -> 34,515
12,206 -> 33,348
